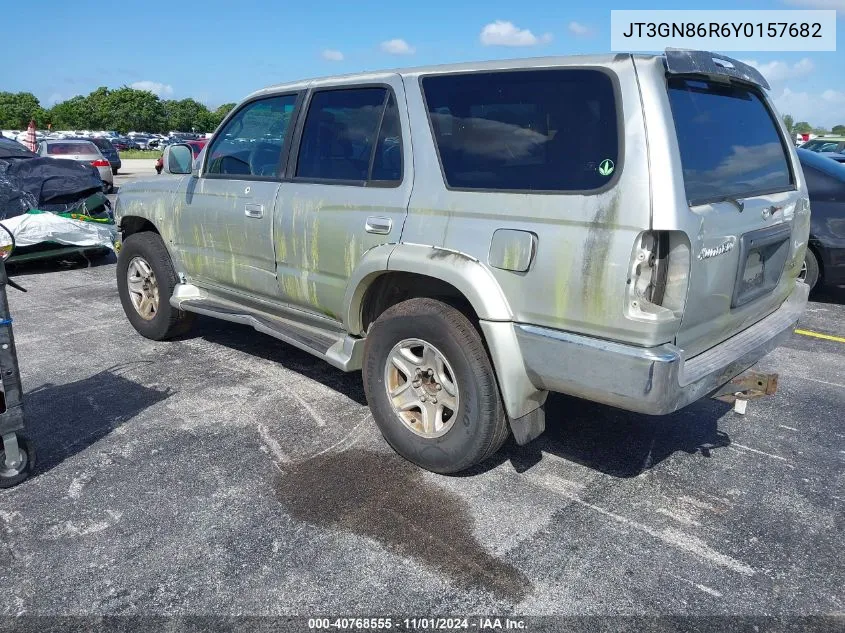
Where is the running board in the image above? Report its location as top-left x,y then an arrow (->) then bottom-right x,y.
170,284 -> 364,371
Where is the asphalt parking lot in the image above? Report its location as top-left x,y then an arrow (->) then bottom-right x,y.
0,166 -> 843,619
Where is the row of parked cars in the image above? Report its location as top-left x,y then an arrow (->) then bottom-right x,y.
0,131 -> 210,193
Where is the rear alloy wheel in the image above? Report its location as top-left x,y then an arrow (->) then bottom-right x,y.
798,248 -> 820,291
384,338 -> 460,439
363,298 -> 509,473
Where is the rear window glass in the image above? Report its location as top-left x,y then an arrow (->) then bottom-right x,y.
421,69 -> 619,192
667,78 -> 793,204
47,142 -> 98,155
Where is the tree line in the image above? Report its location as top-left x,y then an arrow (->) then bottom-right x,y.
3,88 -> 844,139
0,88 -> 236,134
782,114 -> 845,137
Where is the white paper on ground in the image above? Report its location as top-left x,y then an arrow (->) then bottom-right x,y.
0,213 -> 118,250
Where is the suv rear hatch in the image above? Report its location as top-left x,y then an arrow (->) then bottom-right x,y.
661,72 -> 806,358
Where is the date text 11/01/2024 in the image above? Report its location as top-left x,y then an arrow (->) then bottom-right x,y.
307,617 -> 527,630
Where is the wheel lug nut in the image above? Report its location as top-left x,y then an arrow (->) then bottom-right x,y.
435,384 -> 442,391
431,398 -> 437,404
420,395 -> 427,402
426,369 -> 434,376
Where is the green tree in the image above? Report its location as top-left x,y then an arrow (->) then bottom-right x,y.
163,98 -> 212,132
812,126 -> 829,136
213,103 -> 236,125
47,95 -> 92,130
99,87 -> 167,134
832,124 -> 845,135
794,121 -> 813,134
84,87 -> 112,129
0,92 -> 46,129
781,114 -> 794,135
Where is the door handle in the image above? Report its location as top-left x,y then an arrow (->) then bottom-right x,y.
244,204 -> 263,219
365,216 -> 392,235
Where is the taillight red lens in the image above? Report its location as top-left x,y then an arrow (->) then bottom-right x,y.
91,159 -> 110,167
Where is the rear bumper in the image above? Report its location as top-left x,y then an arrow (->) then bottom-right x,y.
515,281 -> 809,415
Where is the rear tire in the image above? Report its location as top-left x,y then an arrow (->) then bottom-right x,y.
116,232 -> 195,340
363,298 -> 509,474
799,248 -> 820,291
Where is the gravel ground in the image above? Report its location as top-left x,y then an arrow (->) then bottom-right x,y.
0,185 -> 842,623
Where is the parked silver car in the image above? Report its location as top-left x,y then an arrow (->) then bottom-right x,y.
114,49 -> 810,473
37,139 -> 114,192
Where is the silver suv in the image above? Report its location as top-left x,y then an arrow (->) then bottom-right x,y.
114,50 -> 810,473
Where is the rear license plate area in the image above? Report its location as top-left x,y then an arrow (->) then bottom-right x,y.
732,224 -> 791,308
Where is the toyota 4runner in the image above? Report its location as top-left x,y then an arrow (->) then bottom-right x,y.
114,49 -> 810,473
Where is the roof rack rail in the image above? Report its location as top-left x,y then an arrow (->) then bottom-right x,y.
664,48 -> 770,91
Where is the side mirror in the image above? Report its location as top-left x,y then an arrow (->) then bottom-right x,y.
163,144 -> 193,175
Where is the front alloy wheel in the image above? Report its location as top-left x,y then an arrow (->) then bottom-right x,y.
126,256 -> 160,320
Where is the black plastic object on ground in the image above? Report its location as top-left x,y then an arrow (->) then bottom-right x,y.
0,156 -> 105,219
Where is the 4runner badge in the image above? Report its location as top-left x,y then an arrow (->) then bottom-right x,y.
598,159 -> 614,176
698,240 -> 736,261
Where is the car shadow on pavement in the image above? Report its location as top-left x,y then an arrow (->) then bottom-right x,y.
490,393 -> 733,478
809,284 -> 845,305
20,364 -> 172,476
183,317 -> 733,478
7,250 -> 115,276
188,316 -> 368,406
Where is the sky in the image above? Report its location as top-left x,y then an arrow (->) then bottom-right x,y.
2,0 -> 843,127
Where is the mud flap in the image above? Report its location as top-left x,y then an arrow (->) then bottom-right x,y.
508,406 -> 545,446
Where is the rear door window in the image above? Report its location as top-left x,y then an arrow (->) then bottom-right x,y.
295,87 -> 401,184
667,78 -> 793,204
421,69 -> 619,192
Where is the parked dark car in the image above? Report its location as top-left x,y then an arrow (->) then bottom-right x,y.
89,137 -> 122,175
110,137 -> 131,151
819,151 -> 845,164
797,148 -> 845,290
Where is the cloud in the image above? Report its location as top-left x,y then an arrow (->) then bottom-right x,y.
479,20 -> 552,47
321,49 -> 344,61
129,81 -> 174,97
567,21 -> 594,37
740,58 -> 814,84
380,39 -> 415,55
772,87 -> 845,128
782,0 -> 845,14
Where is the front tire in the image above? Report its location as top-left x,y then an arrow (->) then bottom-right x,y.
116,232 -> 195,340
363,298 -> 509,473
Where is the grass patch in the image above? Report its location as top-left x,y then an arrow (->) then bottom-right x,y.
119,150 -> 161,159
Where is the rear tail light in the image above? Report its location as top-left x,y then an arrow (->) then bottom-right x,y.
626,231 -> 690,322
91,159 -> 110,167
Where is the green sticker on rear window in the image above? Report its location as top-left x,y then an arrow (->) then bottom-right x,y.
598,159 -> 615,177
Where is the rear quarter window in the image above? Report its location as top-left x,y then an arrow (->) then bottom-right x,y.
667,78 -> 793,204
421,69 -> 620,192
